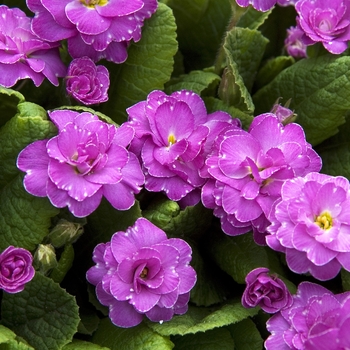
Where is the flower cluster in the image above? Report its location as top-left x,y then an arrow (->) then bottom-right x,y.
0,5 -> 66,88
201,112 -> 321,244
126,90 -> 241,207
265,282 -> 350,349
0,246 -> 35,294
66,57 -> 110,105
86,218 -> 197,327
17,110 -> 144,217
267,172 -> 350,281
27,0 -> 158,64
242,268 -> 292,313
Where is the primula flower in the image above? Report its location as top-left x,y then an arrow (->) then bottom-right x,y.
284,26 -> 308,58
242,267 -> 292,313
27,0 -> 158,63
126,90 -> 241,207
66,57 -> 109,105
265,282 -> 350,349
0,246 -> 35,294
17,110 -> 144,217
235,0 -> 297,12
296,0 -> 350,54
0,5 -> 66,87
86,217 -> 197,327
267,172 -> 350,281
201,113 -> 321,244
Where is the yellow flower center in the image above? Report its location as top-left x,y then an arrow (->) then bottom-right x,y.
80,0 -> 108,8
140,267 -> 148,279
315,212 -> 333,230
168,134 -> 176,146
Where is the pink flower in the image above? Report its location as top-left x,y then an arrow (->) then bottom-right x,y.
27,0 -> 158,63
265,282 -> 350,349
235,0 -> 297,12
242,267 -> 292,313
86,218 -> 197,327
66,57 -> 109,105
201,113 -> 321,244
126,90 -> 241,207
0,5 -> 66,87
17,110 -> 144,217
0,246 -> 35,294
267,172 -> 350,281
296,0 -> 350,54
284,26 -> 308,58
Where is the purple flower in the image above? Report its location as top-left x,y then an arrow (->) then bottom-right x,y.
126,90 -> 240,207
265,282 -> 350,349
66,57 -> 109,105
17,110 -> 144,217
296,0 -> 350,54
0,246 -> 35,294
267,172 -> 350,281
284,26 -> 308,58
201,113 -> 321,244
27,0 -> 158,63
86,217 -> 197,327
235,0 -> 296,12
241,267 -> 292,313
0,5 -> 66,87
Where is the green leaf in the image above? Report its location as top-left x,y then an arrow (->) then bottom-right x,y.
228,318 -> 263,350
0,102 -> 56,187
77,309 -> 100,336
50,244 -> 75,284
0,325 -> 34,349
253,54 -> 350,145
255,56 -> 295,90
208,232 -> 285,284
0,87 -> 25,128
172,327 -> 235,349
236,6 -> 272,30
100,3 -> 177,124
62,340 -> 109,350
189,244 -> 232,307
166,0 -> 232,71
147,298 -> 257,336
165,70 -> 221,95
92,319 -> 174,350
341,269 -> 350,291
86,199 -> 142,245
0,176 -> 59,251
142,197 -> 212,240
204,96 -> 254,129
2,273 -> 80,350
315,114 -> 350,180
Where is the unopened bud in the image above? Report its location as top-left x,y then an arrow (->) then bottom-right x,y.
47,219 -> 84,248
34,244 -> 57,275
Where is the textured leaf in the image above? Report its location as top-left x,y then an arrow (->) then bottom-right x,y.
100,3 -> 177,124
62,340 -> 109,350
147,298 -> 257,336
236,6 -> 272,30
172,327 -> 235,349
255,56 -> 295,90
228,318 -> 263,350
165,70 -> 221,95
2,273 -> 80,350
0,176 -> 59,251
0,324 -> 34,349
92,319 -> 174,350
253,54 -> 350,145
0,102 -> 56,187
315,114 -> 350,180
204,96 -> 254,129
166,0 -> 232,71
208,232 -> 285,284
0,87 -> 25,128
143,198 -> 212,240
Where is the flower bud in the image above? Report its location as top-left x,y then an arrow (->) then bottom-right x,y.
47,219 -> 84,248
34,244 -> 57,275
